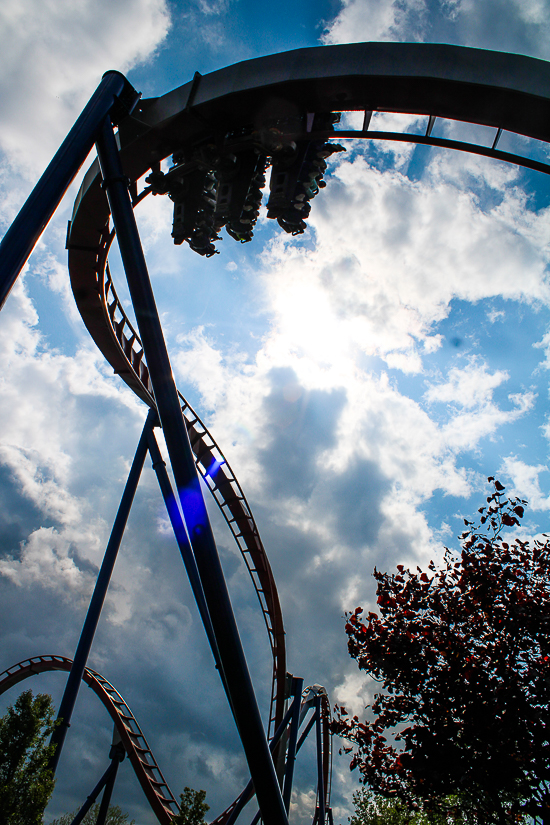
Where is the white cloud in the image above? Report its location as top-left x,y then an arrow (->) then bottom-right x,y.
251,151 -> 550,385
196,0 -> 232,14
174,326 -> 230,412
0,277 -> 147,597
441,391 -> 535,451
291,789 -> 319,825
323,0 -> 428,44
425,360 -> 510,408
333,669 -> 375,717
452,0 -> 550,58
0,526 -> 87,592
0,0 -> 170,176
500,456 -> 550,509
323,0 -> 550,60
534,329 -> 550,369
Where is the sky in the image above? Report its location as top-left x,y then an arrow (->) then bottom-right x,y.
2,0 -> 550,823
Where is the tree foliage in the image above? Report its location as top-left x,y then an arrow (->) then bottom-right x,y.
332,480 -> 550,825
49,803 -> 135,824
172,786 -> 209,825
0,690 -> 57,825
349,788 -> 468,825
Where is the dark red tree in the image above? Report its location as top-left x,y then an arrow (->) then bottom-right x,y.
332,480 -> 550,825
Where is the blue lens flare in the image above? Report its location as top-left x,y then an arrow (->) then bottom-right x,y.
206,457 -> 224,480
177,481 -> 207,537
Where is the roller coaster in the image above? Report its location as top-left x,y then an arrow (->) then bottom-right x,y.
1,41 -> 550,825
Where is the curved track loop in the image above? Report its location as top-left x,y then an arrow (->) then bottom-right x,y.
178,390 -> 286,736
300,687 -> 332,815
0,656 -> 179,824
67,41 -> 550,750
0,658 -> 333,825
75,241 -> 286,736
210,686 -> 333,825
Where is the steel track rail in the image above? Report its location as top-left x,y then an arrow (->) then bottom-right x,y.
0,655 -> 178,824
299,687 -> 332,816
65,41 -> 550,822
320,691 -> 332,815
210,686 -> 333,825
0,658 -> 333,825
74,235 -> 286,736
66,42 -> 550,738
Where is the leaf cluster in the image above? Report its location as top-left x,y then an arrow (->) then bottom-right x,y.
332,481 -> 550,824
0,690 -> 57,825
49,804 -> 135,825
172,786 -> 210,825
349,788 -> 473,825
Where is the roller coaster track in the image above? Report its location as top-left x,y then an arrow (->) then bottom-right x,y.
68,196 -> 291,821
0,656 -> 332,825
71,226 -> 286,738
65,40 -> 550,778
5,39 -> 549,824
0,656 -> 179,824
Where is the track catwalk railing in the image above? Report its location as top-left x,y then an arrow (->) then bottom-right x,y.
0,658 -> 333,825
0,656 -> 179,823
94,115 -> 288,825
72,245 -> 286,737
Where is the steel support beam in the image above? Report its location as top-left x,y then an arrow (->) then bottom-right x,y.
146,426 -> 225,678
69,760 -> 118,825
226,689 -> 305,825
315,697 -> 326,825
94,115 -> 288,825
0,71 -> 138,310
96,739 -> 125,825
50,409 -> 155,770
296,712 -> 317,754
283,677 -> 304,813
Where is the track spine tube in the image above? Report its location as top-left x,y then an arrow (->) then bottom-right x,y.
95,115 -> 289,825
0,71 -> 138,310
50,409 -> 155,771
283,677 -> 304,813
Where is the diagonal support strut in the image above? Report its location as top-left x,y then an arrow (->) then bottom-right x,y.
95,114 -> 288,825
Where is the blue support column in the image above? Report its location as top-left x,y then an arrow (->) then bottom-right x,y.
95,739 -> 125,825
283,677 -> 304,813
94,114 -> 288,825
50,409 -> 155,770
226,690 -> 305,825
146,426 -> 225,679
0,71 -> 138,310
69,760 -> 118,825
315,697 -> 326,825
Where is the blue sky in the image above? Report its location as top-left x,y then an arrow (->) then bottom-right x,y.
2,1 -> 550,823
